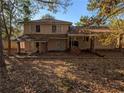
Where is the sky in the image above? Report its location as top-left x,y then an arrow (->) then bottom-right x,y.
33,0 -> 94,24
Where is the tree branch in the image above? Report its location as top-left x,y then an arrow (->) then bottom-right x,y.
102,4 -> 124,22
1,0 -> 9,35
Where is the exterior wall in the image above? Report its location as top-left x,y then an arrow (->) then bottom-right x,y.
71,36 -> 117,50
24,39 -> 67,53
24,37 -> 118,53
25,41 -> 34,53
3,40 -> 17,49
3,40 -> 17,55
3,40 -> 25,49
32,41 -> 47,53
70,37 -> 90,50
23,22 -> 120,52
24,23 -> 69,34
23,20 -> 70,53
26,41 -> 41,53
3,40 -> 25,55
77,37 -> 90,49
48,39 -> 67,51
24,23 -> 30,34
116,35 -> 124,48
94,37 -> 116,49
121,35 -> 124,48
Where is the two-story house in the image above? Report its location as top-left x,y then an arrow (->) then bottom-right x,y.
17,19 -> 72,54
16,19 -> 124,54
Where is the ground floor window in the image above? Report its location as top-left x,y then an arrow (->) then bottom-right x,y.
35,42 -> 40,53
73,41 -> 79,47
36,42 -> 39,48
69,39 -> 79,48
83,36 -> 89,42
70,40 -> 79,47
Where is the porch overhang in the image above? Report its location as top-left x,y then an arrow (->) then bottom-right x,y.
68,34 -> 97,37
49,37 -> 68,39
16,34 -> 68,42
33,40 -> 48,43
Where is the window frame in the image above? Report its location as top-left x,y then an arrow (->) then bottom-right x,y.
52,25 -> 56,33
35,42 -> 40,48
72,40 -> 79,47
83,36 -> 89,42
68,26 -> 71,31
36,25 -> 40,32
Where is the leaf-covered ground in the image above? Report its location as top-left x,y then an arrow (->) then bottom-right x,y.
0,51 -> 124,93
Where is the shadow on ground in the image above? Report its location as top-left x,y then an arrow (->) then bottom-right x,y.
0,54 -> 124,93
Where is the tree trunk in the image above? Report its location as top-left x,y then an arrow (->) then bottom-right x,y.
0,34 -> 5,67
0,0 -> 6,67
17,41 -> 21,54
119,34 -> 123,52
8,7 -> 13,56
8,35 -> 11,56
90,36 -> 95,52
0,28 -> 6,67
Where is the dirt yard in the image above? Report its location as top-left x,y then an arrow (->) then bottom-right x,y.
0,51 -> 124,93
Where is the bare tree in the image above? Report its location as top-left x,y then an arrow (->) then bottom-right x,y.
0,0 -> 72,67
0,0 -> 5,67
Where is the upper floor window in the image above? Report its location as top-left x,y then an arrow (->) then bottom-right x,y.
68,26 -> 71,31
58,25 -> 61,32
52,25 -> 56,32
36,25 -> 40,32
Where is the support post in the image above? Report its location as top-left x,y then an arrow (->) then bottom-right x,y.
71,37 -> 73,49
90,36 -> 95,52
17,41 -> 21,54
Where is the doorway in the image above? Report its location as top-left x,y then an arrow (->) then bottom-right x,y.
40,42 -> 47,53
35,41 -> 47,53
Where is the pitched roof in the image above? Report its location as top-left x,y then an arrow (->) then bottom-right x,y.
69,26 -> 112,34
16,34 -> 67,41
25,19 -> 72,24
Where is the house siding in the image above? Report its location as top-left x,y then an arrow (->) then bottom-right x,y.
3,40 -> 17,49
24,23 -> 69,34
70,36 -> 117,50
23,20 -> 70,52
24,23 -> 30,34
21,20 -> 122,54
70,37 -> 90,50
25,41 -> 33,53
78,37 -> 90,49
24,39 -> 67,53
94,38 -> 116,49
48,39 -> 67,51
121,35 -> 124,48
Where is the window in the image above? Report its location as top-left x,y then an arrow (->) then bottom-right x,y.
68,26 -> 71,31
52,25 -> 56,32
36,42 -> 39,48
35,42 -> 40,53
36,25 -> 40,32
58,25 -> 61,32
72,41 -> 79,47
84,36 -> 89,42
